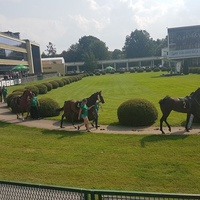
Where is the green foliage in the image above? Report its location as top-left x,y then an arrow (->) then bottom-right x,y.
130,69 -> 135,73
12,89 -> 26,93
83,51 -> 97,72
62,35 -> 110,71
7,91 -> 23,107
39,98 -> 60,117
49,81 -> 59,89
55,80 -> 64,87
35,84 -> 48,94
95,72 -> 101,76
123,30 -> 152,58
117,98 -> 158,126
189,67 -> 200,74
42,82 -> 53,91
136,68 -> 144,73
145,68 -> 152,72
24,86 -> 39,96
153,67 -> 160,72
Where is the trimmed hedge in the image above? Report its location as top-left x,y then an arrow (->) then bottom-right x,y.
38,98 -> 60,117
25,86 -> 39,96
55,80 -> 64,87
35,84 -> 48,94
7,91 -> 23,108
117,98 -> 158,126
49,81 -> 59,89
42,82 -> 53,91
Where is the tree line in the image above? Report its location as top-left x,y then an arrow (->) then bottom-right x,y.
42,29 -> 167,72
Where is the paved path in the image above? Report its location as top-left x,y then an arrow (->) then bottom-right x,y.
0,103 -> 200,135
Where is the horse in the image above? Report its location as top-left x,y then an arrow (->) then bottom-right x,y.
57,91 -> 105,128
159,88 -> 200,134
11,89 -> 33,120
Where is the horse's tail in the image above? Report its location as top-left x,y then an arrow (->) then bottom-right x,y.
56,100 -> 70,112
159,96 -> 170,105
56,106 -> 64,112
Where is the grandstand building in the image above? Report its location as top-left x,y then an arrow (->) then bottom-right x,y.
163,25 -> 200,66
0,31 -> 42,74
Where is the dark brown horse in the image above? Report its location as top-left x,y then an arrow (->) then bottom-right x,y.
11,89 -> 33,120
57,91 -> 105,128
159,88 -> 200,134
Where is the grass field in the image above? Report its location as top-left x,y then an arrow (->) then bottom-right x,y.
1,121 -> 200,194
8,72 -> 200,127
1,72 -> 200,194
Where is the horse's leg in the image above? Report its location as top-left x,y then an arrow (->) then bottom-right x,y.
71,112 -> 76,128
185,113 -> 192,132
21,112 -> 25,121
160,111 -> 171,134
60,114 -> 64,128
25,111 -> 29,119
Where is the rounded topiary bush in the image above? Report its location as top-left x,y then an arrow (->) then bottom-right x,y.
35,84 -> 47,94
65,78 -> 71,84
117,98 -> 158,126
42,82 -> 53,91
7,91 -> 23,108
25,86 -> 39,96
55,80 -> 64,87
12,88 -> 26,93
49,81 -> 59,89
38,98 -> 60,117
61,78 -> 67,85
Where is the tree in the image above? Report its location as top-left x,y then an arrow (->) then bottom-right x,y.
83,51 -> 97,72
61,35 -> 110,72
151,37 -> 168,56
61,44 -> 82,62
78,35 -> 110,60
45,42 -> 57,57
123,29 -> 153,58
112,49 -> 124,59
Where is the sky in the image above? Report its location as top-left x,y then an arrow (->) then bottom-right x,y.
0,0 -> 200,54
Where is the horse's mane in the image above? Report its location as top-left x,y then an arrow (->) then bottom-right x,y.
88,92 -> 98,99
159,96 -> 170,104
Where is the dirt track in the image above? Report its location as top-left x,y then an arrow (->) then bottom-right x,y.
0,103 -> 200,135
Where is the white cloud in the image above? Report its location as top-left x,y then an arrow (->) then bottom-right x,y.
1,0 -> 200,52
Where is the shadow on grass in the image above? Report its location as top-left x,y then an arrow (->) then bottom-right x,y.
41,129 -> 87,139
140,134 -> 189,148
0,121 -> 14,127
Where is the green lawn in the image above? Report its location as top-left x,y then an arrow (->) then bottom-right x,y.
2,73 -> 200,194
8,72 -> 200,127
1,121 -> 200,194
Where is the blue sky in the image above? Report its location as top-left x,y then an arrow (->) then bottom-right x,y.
0,0 -> 200,54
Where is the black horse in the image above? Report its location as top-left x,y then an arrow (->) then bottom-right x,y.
159,88 -> 200,134
57,91 -> 105,128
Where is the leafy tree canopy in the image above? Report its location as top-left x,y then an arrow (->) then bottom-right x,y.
123,29 -> 153,58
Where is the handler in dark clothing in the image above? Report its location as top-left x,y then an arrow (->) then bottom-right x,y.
30,93 -> 40,119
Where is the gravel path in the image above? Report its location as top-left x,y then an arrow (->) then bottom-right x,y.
0,103 -> 200,135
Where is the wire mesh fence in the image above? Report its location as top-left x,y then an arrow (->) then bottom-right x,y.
1,180 -> 200,200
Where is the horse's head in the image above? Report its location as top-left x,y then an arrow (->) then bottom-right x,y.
87,91 -> 105,106
23,89 -> 33,99
97,91 -> 105,104
191,88 -> 200,100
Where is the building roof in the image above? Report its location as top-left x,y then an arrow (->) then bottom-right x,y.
41,57 -> 65,64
